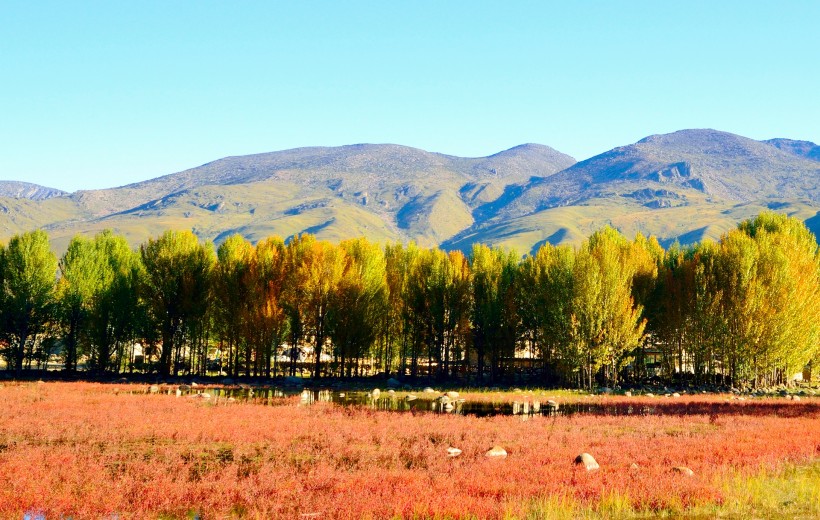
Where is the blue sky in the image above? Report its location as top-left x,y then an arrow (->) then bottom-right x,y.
2,1 -> 818,191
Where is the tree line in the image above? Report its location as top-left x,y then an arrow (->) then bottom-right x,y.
0,212 -> 817,388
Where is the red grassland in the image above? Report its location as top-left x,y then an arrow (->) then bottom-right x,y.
0,382 -> 818,519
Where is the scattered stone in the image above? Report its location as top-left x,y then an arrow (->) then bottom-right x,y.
423,387 -> 437,394
672,392 -> 681,398
386,378 -> 401,388
624,391 -> 632,397
406,395 -> 418,401
646,393 -> 654,397
574,453 -> 599,471
485,446 -> 507,458
387,389 -> 395,395
149,385 -> 159,394
672,466 -> 694,477
630,462 -> 640,470
793,395 -> 801,402
444,403 -> 454,412
447,447 -> 462,458
371,388 -> 381,399
191,382 -> 199,387
438,395 -> 451,404
446,391 -> 459,400
547,400 -> 559,411
786,395 -> 793,400
512,388 -> 523,393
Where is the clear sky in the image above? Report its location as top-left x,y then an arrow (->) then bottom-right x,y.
2,1 -> 819,192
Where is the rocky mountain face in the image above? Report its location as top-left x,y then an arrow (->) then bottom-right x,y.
0,181 -> 67,201
1,131 -> 818,253
765,138 -> 820,162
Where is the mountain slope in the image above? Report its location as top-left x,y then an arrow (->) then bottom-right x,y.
485,129 -> 820,222
2,144 -> 576,250
2,132 -> 818,254
764,138 -> 820,162
0,181 -> 67,201
444,130 -> 820,251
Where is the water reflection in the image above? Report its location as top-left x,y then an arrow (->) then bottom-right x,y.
155,386 -> 667,417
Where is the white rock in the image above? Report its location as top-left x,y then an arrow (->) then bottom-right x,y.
672,466 -> 694,477
574,452 -> 599,471
485,446 -> 507,458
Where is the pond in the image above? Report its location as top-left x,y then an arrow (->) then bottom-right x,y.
157,386 -> 660,418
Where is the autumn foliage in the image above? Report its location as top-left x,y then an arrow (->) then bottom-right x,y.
0,382 -> 818,519
0,212 -> 818,388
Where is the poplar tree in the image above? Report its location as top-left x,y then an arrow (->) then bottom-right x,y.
301,240 -> 346,378
329,237 -> 388,377
86,231 -> 142,373
140,230 -> 214,376
247,236 -> 290,377
213,234 -> 253,376
0,230 -> 58,375
57,235 -> 103,371
570,227 -> 645,388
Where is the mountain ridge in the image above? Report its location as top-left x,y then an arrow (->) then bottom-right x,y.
1,131 -> 818,253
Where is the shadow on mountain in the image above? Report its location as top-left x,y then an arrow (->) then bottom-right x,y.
660,226 -> 710,248
804,211 -> 820,238
302,218 -> 336,235
529,228 -> 569,255
472,182 -> 529,221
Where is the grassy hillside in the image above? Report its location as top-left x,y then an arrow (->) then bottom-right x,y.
1,132 -> 819,253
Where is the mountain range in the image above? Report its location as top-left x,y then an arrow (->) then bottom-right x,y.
2,129 -> 819,253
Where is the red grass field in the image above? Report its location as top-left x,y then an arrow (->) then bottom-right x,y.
0,382 -> 818,519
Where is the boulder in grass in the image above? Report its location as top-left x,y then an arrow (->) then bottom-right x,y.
574,453 -> 599,471
149,385 -> 160,394
630,462 -> 640,471
406,394 -> 418,401
485,446 -> 507,458
423,387 -> 437,394
446,391 -> 459,400
672,466 -> 694,477
371,388 -> 381,399
446,447 -> 462,458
